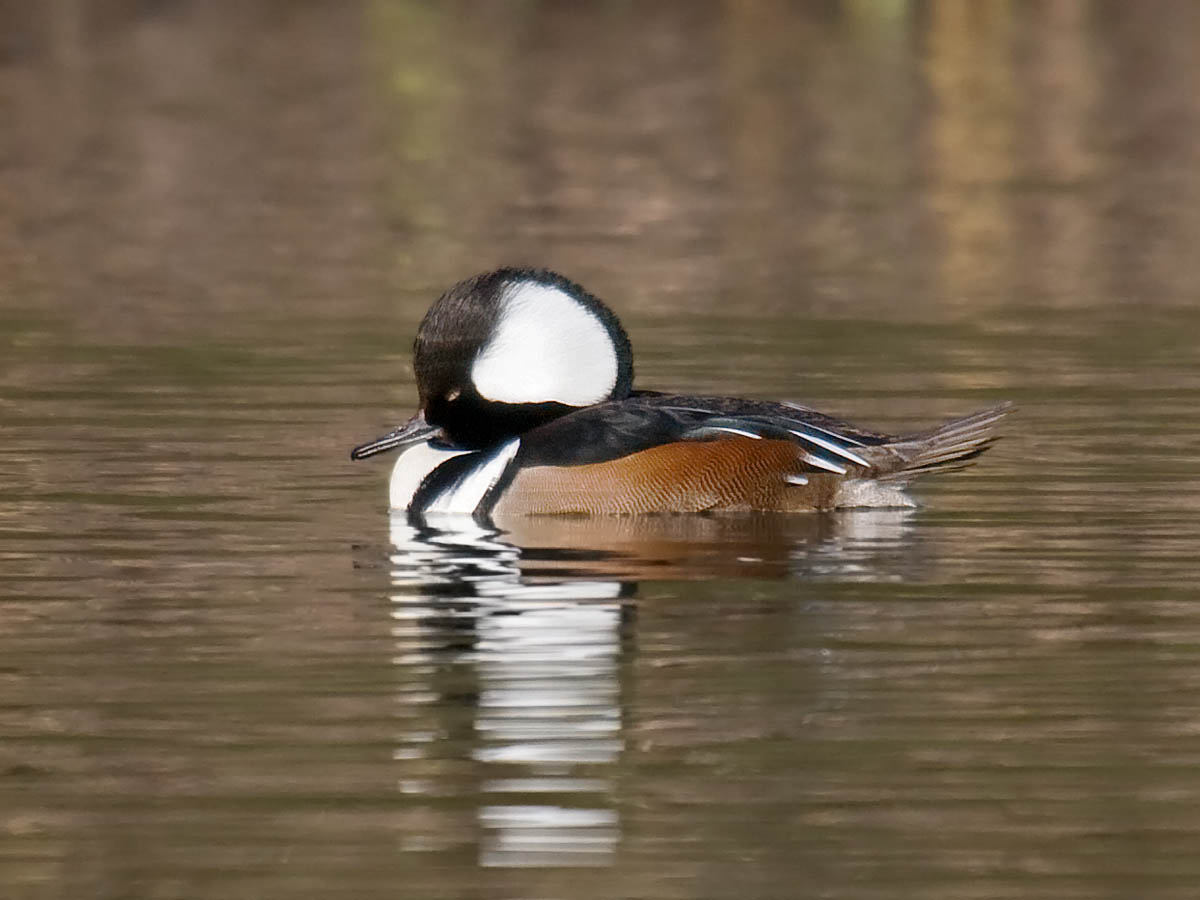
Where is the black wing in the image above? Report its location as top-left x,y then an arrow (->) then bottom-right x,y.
515,392 -> 891,475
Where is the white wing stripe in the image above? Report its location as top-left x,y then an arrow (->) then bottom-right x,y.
709,426 -> 763,439
786,429 -> 871,467
800,452 -> 847,475
683,425 -> 764,440
779,403 -> 868,446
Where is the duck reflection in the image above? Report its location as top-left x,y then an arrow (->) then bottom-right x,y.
390,515 -> 630,868
387,510 -> 919,868
496,508 -> 923,582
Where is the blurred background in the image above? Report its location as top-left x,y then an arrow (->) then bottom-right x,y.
7,1 -> 1200,329
3,2 -> 1200,899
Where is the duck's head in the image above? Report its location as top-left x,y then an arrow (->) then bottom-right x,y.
351,268 -> 634,459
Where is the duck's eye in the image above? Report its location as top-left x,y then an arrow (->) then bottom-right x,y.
446,388 -> 461,402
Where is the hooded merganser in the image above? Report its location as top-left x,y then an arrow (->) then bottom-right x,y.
351,268 -> 1010,518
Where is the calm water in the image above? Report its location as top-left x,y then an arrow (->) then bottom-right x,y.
4,2 -> 1200,898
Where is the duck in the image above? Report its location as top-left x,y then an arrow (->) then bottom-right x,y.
351,268 -> 1010,519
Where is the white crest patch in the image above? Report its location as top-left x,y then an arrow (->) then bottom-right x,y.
471,282 -> 618,406
389,442 -> 470,510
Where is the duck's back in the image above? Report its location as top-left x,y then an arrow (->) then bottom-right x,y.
488,394 -> 1009,516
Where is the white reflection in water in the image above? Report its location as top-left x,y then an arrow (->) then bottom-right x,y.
389,515 -> 521,587
790,509 -> 917,580
385,508 -> 923,867
389,515 -> 624,868
474,600 -> 621,867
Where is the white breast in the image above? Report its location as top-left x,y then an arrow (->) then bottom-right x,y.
389,438 -> 521,516
389,442 -> 470,510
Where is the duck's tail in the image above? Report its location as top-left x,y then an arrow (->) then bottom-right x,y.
868,402 -> 1012,480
